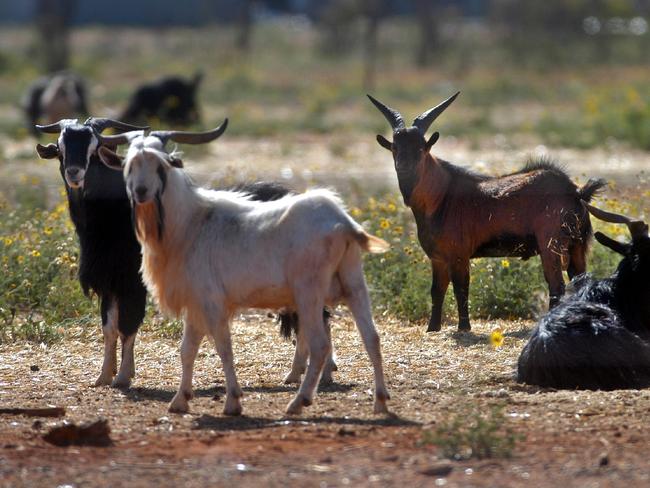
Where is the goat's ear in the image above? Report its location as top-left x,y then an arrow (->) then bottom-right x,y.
376,135 -> 392,151
169,156 -> 183,168
595,231 -> 630,256
425,131 -> 440,151
97,146 -> 124,171
36,143 -> 59,160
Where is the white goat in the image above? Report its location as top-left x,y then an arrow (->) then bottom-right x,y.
98,122 -> 391,416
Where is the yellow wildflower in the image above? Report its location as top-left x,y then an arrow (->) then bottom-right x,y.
380,219 -> 390,230
490,328 -> 504,348
501,259 -> 510,268
31,250 -> 41,257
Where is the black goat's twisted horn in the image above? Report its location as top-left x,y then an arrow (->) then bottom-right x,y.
151,119 -> 228,145
35,118 -> 79,134
412,91 -> 460,135
84,117 -> 149,134
367,94 -> 405,130
584,202 -> 648,238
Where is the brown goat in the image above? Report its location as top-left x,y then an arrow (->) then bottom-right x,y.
368,92 -> 606,332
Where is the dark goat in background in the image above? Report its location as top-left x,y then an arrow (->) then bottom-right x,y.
120,72 -> 203,126
368,92 -> 606,332
518,205 -> 650,390
22,72 -> 88,135
36,117 -> 149,388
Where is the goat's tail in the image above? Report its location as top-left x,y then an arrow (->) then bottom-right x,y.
278,309 -> 332,340
578,178 -> 607,203
354,231 -> 390,254
517,302 -> 650,390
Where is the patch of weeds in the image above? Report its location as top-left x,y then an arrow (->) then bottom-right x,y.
421,404 -> 522,460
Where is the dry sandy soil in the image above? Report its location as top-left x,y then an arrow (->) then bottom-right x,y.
3,313 -> 650,488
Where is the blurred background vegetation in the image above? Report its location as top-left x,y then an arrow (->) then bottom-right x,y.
0,0 -> 648,341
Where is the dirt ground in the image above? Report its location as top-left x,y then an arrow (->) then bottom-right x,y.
3,313 -> 650,487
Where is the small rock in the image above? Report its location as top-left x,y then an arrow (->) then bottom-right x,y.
43,419 -> 112,447
337,428 -> 356,437
32,420 -> 43,430
30,365 -> 40,372
420,462 -> 454,477
599,453 -> 609,467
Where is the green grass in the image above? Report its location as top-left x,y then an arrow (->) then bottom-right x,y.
0,181 -> 639,343
421,403 -> 522,460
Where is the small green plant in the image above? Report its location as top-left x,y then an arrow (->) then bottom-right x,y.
421,404 -> 522,460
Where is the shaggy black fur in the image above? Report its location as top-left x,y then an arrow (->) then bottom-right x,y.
518,227 -> 650,390
63,154 -> 147,338
120,73 -> 202,126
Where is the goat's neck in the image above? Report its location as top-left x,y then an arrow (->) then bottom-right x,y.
409,154 -> 450,217
136,169 -> 203,253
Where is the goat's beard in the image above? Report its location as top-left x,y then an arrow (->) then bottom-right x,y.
133,193 -> 165,243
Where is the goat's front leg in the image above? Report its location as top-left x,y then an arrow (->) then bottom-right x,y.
95,299 -> 118,386
112,332 -> 136,388
208,314 -> 243,416
169,322 -> 204,413
450,259 -> 471,331
320,314 -> 337,384
284,311 -> 336,385
427,260 -> 450,332
539,248 -> 566,309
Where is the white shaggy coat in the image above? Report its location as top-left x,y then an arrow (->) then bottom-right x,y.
101,135 -> 390,416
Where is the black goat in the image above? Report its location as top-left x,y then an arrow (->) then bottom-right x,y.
518,205 -> 650,390
22,72 -> 88,135
120,72 -> 203,126
36,117 -> 150,387
368,92 -> 606,332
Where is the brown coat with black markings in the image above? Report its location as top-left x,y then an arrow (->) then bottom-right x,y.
368,93 -> 606,331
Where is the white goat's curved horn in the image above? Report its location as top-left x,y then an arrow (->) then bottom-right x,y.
151,119 -> 228,145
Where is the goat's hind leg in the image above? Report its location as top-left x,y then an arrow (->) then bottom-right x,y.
339,251 -> 389,414
169,321 -> 204,413
95,297 -> 118,387
286,294 -> 330,415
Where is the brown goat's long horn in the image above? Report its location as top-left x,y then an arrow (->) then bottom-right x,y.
412,91 -> 460,135
367,95 -> 405,130
151,119 -> 228,145
85,117 -> 149,134
584,202 -> 648,238
35,118 -> 79,134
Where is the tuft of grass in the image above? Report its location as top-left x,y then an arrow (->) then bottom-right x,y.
421,404 -> 523,460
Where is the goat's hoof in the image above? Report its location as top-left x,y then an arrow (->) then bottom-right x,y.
320,374 -> 334,385
168,394 -> 190,414
373,400 -> 389,415
283,372 -> 302,384
94,374 -> 113,387
286,395 -> 310,415
223,403 -> 243,416
111,375 -> 132,389
458,321 -> 471,332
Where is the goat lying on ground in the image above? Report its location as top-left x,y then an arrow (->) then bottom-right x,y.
98,121 -> 390,415
35,117 -> 149,387
23,72 -> 88,135
368,92 -> 606,332
120,72 -> 203,126
518,205 -> 650,390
